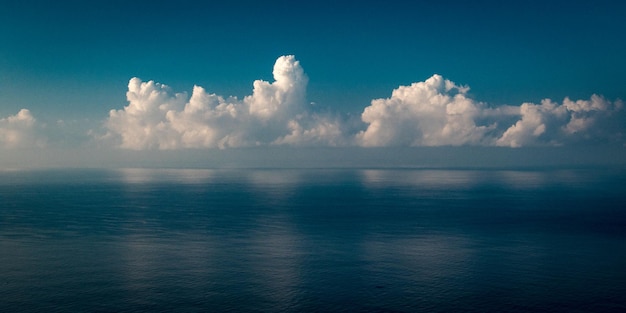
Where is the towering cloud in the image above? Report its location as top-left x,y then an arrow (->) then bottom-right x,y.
100,55 -> 624,150
0,109 -> 42,148
102,56 -> 342,149
247,55 -> 307,122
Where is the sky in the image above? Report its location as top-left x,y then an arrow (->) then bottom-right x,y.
1,0 -> 625,168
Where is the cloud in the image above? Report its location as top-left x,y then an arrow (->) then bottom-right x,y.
102,55 -> 344,149
0,109 -> 43,148
495,95 -> 624,147
357,75 -> 624,147
356,74 -> 496,147
495,100 -> 564,147
247,55 -> 308,122
100,55 -> 624,150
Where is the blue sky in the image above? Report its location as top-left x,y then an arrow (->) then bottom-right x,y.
1,0 -> 625,168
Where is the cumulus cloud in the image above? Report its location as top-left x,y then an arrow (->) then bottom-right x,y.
495,95 -> 623,147
0,109 -> 43,148
357,75 -> 624,147
100,55 -> 624,150
102,55 -> 343,149
356,74 -> 496,147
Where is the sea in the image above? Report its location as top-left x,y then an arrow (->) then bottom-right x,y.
1,168 -> 625,312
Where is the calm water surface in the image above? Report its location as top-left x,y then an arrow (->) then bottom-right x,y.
1,168 -> 625,312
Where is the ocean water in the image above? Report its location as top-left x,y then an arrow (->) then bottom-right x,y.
1,168 -> 625,312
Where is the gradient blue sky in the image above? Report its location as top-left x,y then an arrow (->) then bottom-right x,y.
1,0 -> 625,168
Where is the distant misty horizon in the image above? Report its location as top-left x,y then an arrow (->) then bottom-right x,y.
2,146 -> 625,170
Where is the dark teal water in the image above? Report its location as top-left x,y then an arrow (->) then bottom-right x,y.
1,168 -> 625,312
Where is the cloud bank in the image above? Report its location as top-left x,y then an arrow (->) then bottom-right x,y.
0,109 -> 43,148
99,55 -> 625,149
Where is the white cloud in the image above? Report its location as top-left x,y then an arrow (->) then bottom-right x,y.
357,75 -> 624,148
102,55 -> 343,150
496,95 -> 623,147
0,109 -> 43,148
100,55 -> 624,150
246,55 -> 308,122
356,74 -> 495,147
496,99 -> 568,147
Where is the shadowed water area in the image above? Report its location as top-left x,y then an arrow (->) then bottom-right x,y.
1,168 -> 625,312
